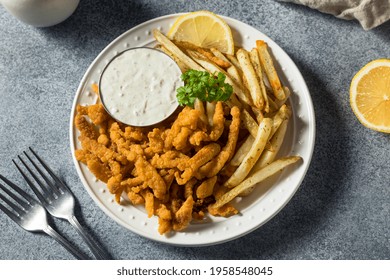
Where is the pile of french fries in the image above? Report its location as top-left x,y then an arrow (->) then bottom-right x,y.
153,29 -> 302,210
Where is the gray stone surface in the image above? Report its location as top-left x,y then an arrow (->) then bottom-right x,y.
0,0 -> 389,260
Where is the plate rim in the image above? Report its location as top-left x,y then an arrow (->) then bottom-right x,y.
69,13 -> 316,246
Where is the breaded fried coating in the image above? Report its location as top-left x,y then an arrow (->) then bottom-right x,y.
189,101 -> 225,146
156,204 -> 172,234
107,174 -> 123,194
85,104 -> 110,125
142,190 -> 155,218
121,177 -> 143,189
151,151 -> 190,169
127,190 -> 145,205
196,176 -> 218,199
75,101 -> 245,234
173,196 -> 194,231
146,128 -> 166,154
97,134 -> 110,146
197,106 -> 241,178
86,156 -> 111,183
176,143 -> 221,184
165,107 -> 201,150
135,157 -> 167,200
173,127 -> 193,150
124,126 -> 146,142
184,178 -> 197,199
75,114 -> 99,140
208,203 -> 238,217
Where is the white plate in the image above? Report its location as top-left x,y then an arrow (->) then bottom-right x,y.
70,14 -> 315,246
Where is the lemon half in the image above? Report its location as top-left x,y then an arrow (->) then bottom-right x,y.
350,59 -> 390,133
167,10 -> 235,55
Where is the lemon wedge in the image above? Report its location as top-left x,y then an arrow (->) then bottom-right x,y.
350,59 -> 390,133
167,10 -> 235,55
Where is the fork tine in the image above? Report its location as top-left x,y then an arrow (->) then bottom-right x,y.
0,187 -> 25,216
22,151 -> 61,196
13,159 -> 48,205
0,200 -> 20,224
29,147 -> 70,192
0,174 -> 31,209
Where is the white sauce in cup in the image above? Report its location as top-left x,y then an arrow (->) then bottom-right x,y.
99,48 -> 182,126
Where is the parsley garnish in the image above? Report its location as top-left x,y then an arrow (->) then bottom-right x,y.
176,70 -> 233,107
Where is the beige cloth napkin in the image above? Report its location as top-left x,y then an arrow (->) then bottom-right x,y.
280,0 -> 390,30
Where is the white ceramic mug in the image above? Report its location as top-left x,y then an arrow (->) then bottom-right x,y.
1,0 -> 80,27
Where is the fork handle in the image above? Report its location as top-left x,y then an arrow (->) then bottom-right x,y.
43,225 -> 89,260
68,215 -> 110,260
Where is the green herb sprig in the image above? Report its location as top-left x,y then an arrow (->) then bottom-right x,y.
176,70 -> 233,107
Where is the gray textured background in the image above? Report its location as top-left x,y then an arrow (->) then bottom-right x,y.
0,0 -> 389,260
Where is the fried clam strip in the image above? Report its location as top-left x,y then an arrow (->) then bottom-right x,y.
75,110 -> 100,140
134,156 -> 167,200
212,156 -> 302,209
196,106 -> 241,178
175,143 -> 221,185
173,196 -> 194,231
189,101 -> 225,146
151,151 -> 190,169
75,151 -> 112,183
207,184 -> 238,217
109,122 -> 168,200
153,29 -> 204,71
196,176 -> 218,199
165,106 -> 202,150
76,104 -> 111,126
224,118 -> 273,188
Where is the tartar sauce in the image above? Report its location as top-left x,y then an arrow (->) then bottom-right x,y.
99,48 -> 182,126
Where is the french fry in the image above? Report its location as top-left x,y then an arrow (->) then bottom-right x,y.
210,48 -> 232,65
275,86 -> 291,109
226,97 -> 259,138
206,102 -> 216,126
270,104 -> 291,138
153,29 -> 204,71
194,99 -> 208,126
252,118 -> 289,174
237,48 -> 264,109
240,118 -> 289,196
249,48 -> 269,113
187,50 -> 253,107
229,135 -> 255,167
227,65 -> 243,87
251,106 -> 264,124
157,45 -> 190,73
266,91 -> 279,113
256,40 -> 285,100
242,109 -> 260,138
212,156 -> 302,208
173,40 -> 231,69
226,54 -> 242,71
224,118 -> 272,188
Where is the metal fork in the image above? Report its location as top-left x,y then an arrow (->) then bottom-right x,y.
13,148 -> 110,260
0,174 -> 89,260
